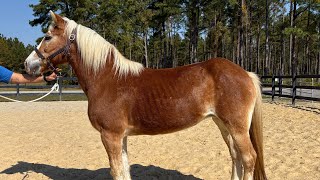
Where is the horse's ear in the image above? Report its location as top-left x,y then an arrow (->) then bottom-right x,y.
49,10 -> 64,26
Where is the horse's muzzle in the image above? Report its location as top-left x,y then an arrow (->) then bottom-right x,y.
24,58 -> 42,76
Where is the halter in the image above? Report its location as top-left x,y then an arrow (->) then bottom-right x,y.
34,27 -> 77,73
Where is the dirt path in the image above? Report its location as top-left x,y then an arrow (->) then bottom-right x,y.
0,101 -> 319,180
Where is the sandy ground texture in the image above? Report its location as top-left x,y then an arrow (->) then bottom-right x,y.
0,101 -> 319,180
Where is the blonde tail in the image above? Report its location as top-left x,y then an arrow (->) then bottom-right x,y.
247,72 -> 267,180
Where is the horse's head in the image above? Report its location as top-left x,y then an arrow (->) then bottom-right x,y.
25,11 -> 77,76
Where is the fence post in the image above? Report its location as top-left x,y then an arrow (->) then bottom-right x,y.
58,78 -> 62,101
278,72 -> 282,97
292,74 -> 296,106
312,78 -> 314,103
16,83 -> 20,99
271,74 -> 275,101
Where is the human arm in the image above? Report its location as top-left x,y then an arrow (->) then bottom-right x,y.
10,72 -> 57,84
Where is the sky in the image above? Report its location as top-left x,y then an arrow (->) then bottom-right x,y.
0,0 -> 43,46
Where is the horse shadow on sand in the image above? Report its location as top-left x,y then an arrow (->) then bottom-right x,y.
0,161 -> 202,180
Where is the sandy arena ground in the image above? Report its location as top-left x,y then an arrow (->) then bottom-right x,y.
0,101 -> 319,180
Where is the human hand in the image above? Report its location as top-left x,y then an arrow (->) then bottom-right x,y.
44,72 -> 58,82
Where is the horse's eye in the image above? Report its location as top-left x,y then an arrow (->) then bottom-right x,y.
44,35 -> 52,41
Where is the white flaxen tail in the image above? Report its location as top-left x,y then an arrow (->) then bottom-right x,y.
247,72 -> 267,180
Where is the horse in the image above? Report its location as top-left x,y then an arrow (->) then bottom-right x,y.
24,11 -> 267,180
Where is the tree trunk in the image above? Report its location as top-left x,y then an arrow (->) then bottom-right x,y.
264,0 -> 269,75
236,0 -> 242,66
289,1 -> 293,75
162,21 -> 168,68
280,0 -> 285,75
290,0 -> 298,105
213,13 -> 218,58
290,1 -> 297,77
189,0 -> 199,64
256,24 -> 261,74
129,41 -> 132,60
249,30 -> 253,72
144,30 -> 148,68
318,21 -> 320,76
317,51 -> 320,77
232,31 -> 236,63
306,0 -> 311,74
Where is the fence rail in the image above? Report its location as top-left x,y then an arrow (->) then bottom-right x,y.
261,74 -> 320,105
1,75 -> 320,104
0,77 -> 83,101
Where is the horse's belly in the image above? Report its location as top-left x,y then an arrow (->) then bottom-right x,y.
130,108 -> 211,135
130,83 -> 215,135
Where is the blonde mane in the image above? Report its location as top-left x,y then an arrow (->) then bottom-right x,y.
62,18 -> 144,76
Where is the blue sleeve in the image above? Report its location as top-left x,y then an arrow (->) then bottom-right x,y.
0,66 -> 14,83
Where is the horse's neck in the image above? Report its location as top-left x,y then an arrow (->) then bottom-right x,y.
69,53 -> 115,96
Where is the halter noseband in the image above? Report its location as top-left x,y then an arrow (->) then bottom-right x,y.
34,27 -> 77,73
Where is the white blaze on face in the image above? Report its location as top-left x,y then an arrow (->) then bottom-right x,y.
24,39 -> 45,76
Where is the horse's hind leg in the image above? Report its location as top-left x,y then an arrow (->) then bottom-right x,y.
100,131 -> 131,180
213,117 -> 243,180
218,114 -> 256,180
214,107 -> 257,180
231,130 -> 256,180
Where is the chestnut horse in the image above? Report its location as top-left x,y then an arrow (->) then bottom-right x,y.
24,11 -> 267,180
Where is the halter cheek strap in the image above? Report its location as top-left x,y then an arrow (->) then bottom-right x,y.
34,27 -> 77,73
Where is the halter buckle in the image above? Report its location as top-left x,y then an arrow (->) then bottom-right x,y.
69,34 -> 76,41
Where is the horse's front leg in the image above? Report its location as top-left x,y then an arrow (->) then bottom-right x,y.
101,130 -> 131,180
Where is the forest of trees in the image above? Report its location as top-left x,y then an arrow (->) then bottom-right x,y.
0,35 -> 34,72
0,0 -> 319,76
